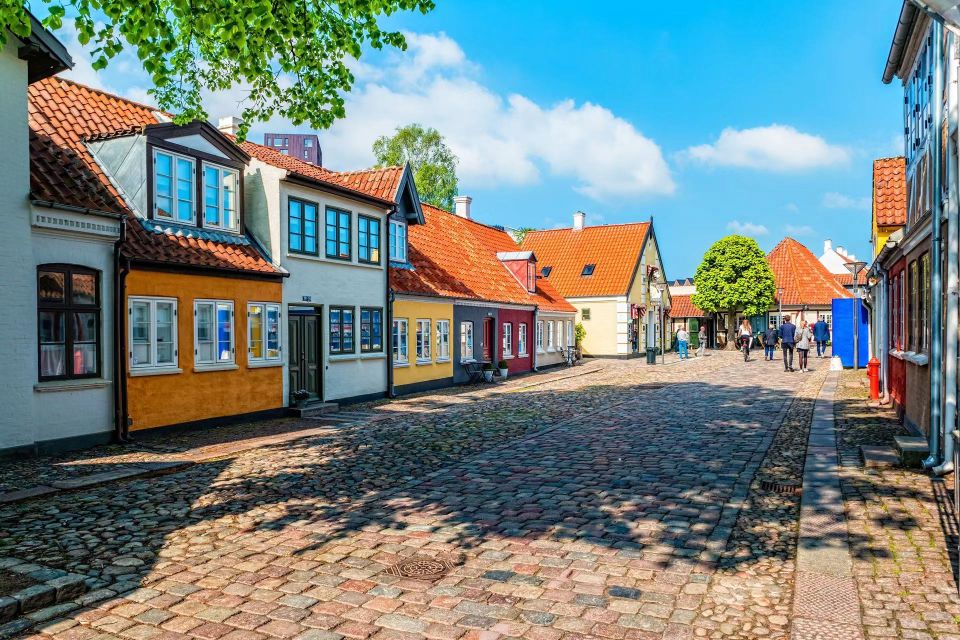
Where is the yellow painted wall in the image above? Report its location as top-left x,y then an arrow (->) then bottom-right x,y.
873,223 -> 897,258
126,269 -> 284,431
574,299 -> 620,356
392,299 -> 454,386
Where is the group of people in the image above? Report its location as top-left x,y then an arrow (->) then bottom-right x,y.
737,316 -> 831,372
675,325 -> 706,360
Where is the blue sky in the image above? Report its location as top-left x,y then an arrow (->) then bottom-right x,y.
57,0 -> 904,278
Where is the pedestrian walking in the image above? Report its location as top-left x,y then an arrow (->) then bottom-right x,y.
813,316 -> 830,358
779,315 -> 797,372
796,319 -> 813,372
762,321 -> 778,361
737,318 -> 753,362
697,326 -> 707,357
677,327 -> 690,360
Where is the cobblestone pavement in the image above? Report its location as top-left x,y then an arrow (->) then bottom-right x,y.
836,371 -> 960,640
3,352 -> 822,639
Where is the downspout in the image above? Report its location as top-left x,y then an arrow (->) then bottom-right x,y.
926,19 -> 947,468
532,306 -> 540,371
385,206 -> 397,399
880,270 -> 892,403
935,32 -> 959,475
112,217 -> 130,443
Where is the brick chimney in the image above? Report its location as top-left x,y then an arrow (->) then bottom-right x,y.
454,195 -> 472,219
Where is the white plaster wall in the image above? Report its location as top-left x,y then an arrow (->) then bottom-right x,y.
536,312 -> 576,367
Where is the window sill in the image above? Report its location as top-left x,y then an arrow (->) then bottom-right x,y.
547,348 -> 556,352
904,351 -> 929,366
329,352 -> 385,362
393,361 -> 410,368
359,352 -> 387,360
286,253 -> 383,270
518,353 -> 529,358
503,355 -> 514,360
129,366 -> 182,377
536,349 -> 545,354
35,378 -> 111,393
415,359 -> 433,366
193,363 -> 239,373
436,357 -> 451,363
248,360 -> 283,369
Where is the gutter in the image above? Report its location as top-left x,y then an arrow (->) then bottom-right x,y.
883,1 -> 921,83
30,199 -> 125,219
112,217 -> 131,442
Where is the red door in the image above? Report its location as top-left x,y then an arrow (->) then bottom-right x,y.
482,317 -> 494,361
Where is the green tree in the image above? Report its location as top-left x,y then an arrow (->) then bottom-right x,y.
513,226 -> 536,243
2,0 -> 434,139
373,124 -> 458,209
691,235 -> 776,349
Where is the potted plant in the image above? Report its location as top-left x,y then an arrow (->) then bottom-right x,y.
497,359 -> 509,380
482,362 -> 495,383
292,389 -> 311,409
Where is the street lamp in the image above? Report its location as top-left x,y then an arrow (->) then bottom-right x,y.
653,280 -> 666,364
776,286 -> 785,327
845,260 -> 868,369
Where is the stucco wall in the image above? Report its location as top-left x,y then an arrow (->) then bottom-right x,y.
497,308 -> 534,374
537,312 -> 576,367
452,305 -> 498,383
392,298 -> 454,389
570,298 -> 623,356
125,270 -> 283,430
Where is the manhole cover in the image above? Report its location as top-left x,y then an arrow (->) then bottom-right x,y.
760,480 -> 801,494
386,556 -> 456,579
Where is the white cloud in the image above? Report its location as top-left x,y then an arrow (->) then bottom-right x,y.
785,203 -> 799,212
727,220 -> 769,236
822,192 -> 871,210
58,19 -> 152,104
685,124 -> 850,171
785,224 -> 814,236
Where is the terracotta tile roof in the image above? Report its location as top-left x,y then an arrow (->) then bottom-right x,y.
520,223 -> 650,297
833,272 -> 867,287
873,156 -> 906,227
29,76 -> 281,276
767,238 -> 851,306
669,295 -> 706,318
323,166 -> 405,202
391,204 -> 575,312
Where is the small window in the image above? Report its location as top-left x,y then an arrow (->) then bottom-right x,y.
289,198 -> 319,255
153,150 -> 195,224
360,307 -> 383,352
330,306 -> 355,354
326,207 -> 352,260
502,322 -> 513,356
37,266 -> 101,381
460,321 -> 474,361
129,297 -> 178,370
582,308 -> 591,320
389,219 -> 408,263
416,319 -> 432,362
436,320 -> 450,361
556,322 -> 564,349
194,300 -> 235,366
541,266 -> 552,277
248,303 -> 282,363
304,138 -> 313,148
358,215 -> 381,264
536,321 -> 544,352
202,164 -> 239,231
526,263 -> 536,291
581,264 -> 596,276
393,319 -> 408,363
518,323 -> 528,356
547,321 -> 555,350
280,149 -> 289,155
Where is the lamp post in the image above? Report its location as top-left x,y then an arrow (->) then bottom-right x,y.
653,280 -> 666,364
846,261 -> 868,369
776,286 -> 785,327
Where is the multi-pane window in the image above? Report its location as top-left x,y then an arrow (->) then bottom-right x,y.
582,308 -> 591,320
203,164 -> 239,231
329,307 -> 355,354
248,303 -> 281,363
389,219 -> 407,262
502,322 -> 513,356
921,253 -> 930,352
567,321 -> 573,347
358,215 -> 381,264
460,321 -> 474,361
130,297 -> 178,369
518,323 -> 528,356
37,266 -> 100,380
436,320 -> 450,360
909,260 -> 919,351
416,319 -> 431,362
393,319 -> 409,363
194,300 -> 234,366
326,207 -> 351,260
526,263 -> 536,291
536,321 -> 544,351
154,150 -> 195,223
289,198 -> 319,255
360,307 -> 383,352
556,322 -> 564,349
547,321 -> 555,350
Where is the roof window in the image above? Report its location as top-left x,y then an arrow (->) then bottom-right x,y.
581,264 -> 596,276
541,266 -> 552,277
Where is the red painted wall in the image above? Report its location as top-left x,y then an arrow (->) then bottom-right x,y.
888,258 -> 906,410
497,308 -> 534,374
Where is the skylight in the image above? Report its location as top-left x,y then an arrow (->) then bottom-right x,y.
541,266 -> 553,277
581,264 -> 596,276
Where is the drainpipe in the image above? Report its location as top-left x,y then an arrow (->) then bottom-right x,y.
385,208 -> 397,399
935,33 -> 960,475
926,20 -> 947,468
112,217 -> 130,443
880,270 -> 891,403
532,306 -> 540,371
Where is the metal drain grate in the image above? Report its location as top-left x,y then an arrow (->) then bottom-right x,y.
386,556 -> 457,580
760,480 -> 801,494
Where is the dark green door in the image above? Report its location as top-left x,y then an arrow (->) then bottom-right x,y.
688,319 -> 700,348
288,309 -> 321,404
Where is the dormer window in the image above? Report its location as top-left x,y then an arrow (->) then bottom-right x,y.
203,164 -> 239,231
154,150 -> 195,224
389,219 -> 408,263
152,147 -> 242,232
541,266 -> 552,277
526,261 -> 536,292
581,264 -> 596,276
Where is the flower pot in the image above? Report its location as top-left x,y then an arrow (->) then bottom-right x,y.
483,370 -> 494,383
499,367 -> 508,380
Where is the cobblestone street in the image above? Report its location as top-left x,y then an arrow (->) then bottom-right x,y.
1,354 -> 955,639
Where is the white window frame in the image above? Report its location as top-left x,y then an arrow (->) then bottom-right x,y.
566,321 -> 574,347
393,318 -> 409,364
502,322 -> 513,357
129,296 -> 179,372
518,323 -> 528,356
153,149 -> 196,225
389,219 -> 408,263
536,320 -> 544,352
556,322 -> 564,350
436,319 -> 451,361
194,299 -> 235,368
201,162 -> 240,232
460,321 -> 474,361
248,302 -> 282,365
547,321 -> 555,351
416,319 -> 432,363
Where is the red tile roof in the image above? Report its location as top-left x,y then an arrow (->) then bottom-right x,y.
873,156 -> 906,227
391,204 -> 575,312
669,294 -> 706,318
833,272 -> 867,287
767,238 -> 851,306
520,223 -> 650,297
323,166 -> 405,202
29,76 -> 281,275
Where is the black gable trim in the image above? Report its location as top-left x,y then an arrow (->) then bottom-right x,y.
145,121 -> 250,164
396,164 -> 425,225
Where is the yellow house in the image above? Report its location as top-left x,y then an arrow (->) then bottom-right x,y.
872,157 -> 906,257
390,297 -> 455,394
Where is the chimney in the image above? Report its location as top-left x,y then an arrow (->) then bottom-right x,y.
837,246 -> 846,257
823,239 -> 832,254
454,195 -> 472,219
218,116 -> 242,136
573,211 -> 586,230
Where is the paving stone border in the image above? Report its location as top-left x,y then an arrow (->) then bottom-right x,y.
0,557 -> 88,636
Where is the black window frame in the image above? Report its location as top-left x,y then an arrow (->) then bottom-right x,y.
357,215 -> 382,265
581,264 -> 596,276
541,266 -> 552,277
360,307 -> 384,353
37,265 -> 102,382
582,308 -> 591,320
329,306 -> 355,354
288,196 -> 319,256
325,206 -> 352,261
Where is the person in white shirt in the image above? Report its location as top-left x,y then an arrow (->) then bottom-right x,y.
737,318 -> 753,361
677,327 -> 690,360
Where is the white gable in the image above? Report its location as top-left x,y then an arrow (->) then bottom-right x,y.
163,133 -> 230,159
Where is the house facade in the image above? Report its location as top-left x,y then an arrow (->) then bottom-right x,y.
766,238 -> 851,331
521,212 -> 670,357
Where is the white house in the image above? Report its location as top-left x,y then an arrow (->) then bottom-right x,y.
819,239 -> 858,275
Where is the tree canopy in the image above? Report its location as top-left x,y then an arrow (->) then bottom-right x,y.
691,235 -> 776,318
373,123 -> 458,210
1,0 -> 434,139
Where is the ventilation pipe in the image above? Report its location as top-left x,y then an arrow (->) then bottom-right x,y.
454,195 -> 472,219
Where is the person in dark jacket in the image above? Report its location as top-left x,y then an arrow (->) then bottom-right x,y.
762,322 -> 779,361
813,316 -> 830,358
779,315 -> 797,372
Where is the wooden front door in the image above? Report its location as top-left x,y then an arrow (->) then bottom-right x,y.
288,309 -> 321,404
482,317 -> 494,361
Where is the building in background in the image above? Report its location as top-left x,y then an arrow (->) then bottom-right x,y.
263,133 -> 321,166
767,238 -> 851,331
